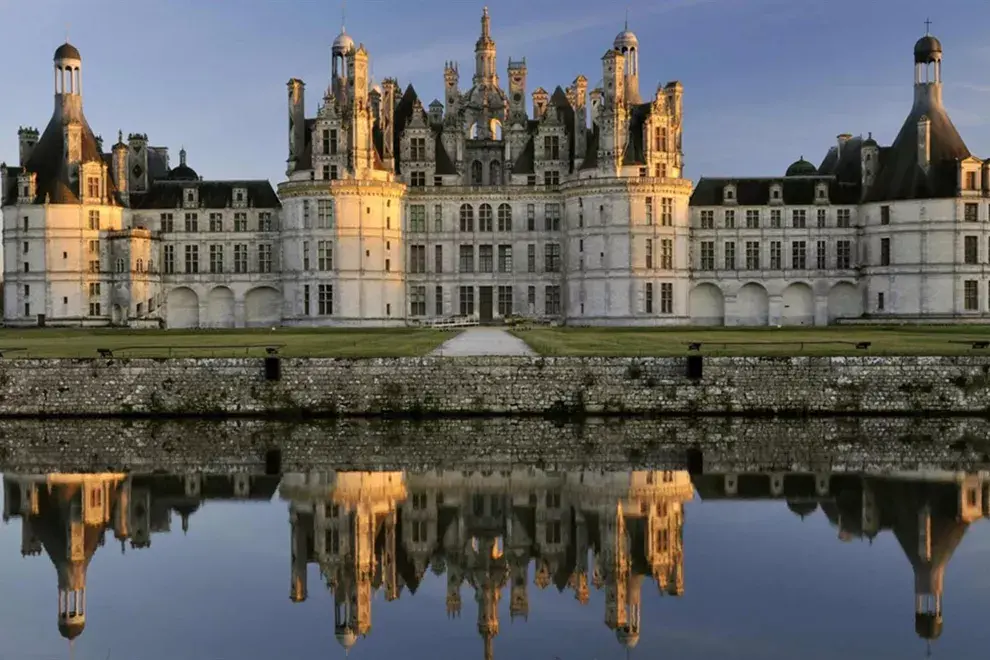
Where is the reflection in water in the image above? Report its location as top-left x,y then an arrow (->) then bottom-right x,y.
2,469 -> 989,657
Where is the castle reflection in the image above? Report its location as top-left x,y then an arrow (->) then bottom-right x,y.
2,468 -> 989,656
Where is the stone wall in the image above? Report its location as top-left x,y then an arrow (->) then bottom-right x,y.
1,417 -> 988,473
0,356 -> 989,417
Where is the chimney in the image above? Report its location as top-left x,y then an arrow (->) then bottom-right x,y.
532,88 -> 549,120
837,133 -> 852,157
18,127 -> 40,166
287,79 -> 306,174
917,115 -> 931,172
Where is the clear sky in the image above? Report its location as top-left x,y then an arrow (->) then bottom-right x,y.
2,0 -> 989,188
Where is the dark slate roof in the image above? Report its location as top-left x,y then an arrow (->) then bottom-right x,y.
22,112 -> 115,205
54,43 -> 81,60
915,35 -> 942,64
580,123 -> 599,170
863,90 -> 971,203
167,164 -> 199,181
513,136 -> 535,174
690,176 -> 860,206
1,165 -> 22,205
434,133 -> 457,175
392,84 -> 419,175
785,158 -> 817,176
130,179 -> 281,209
621,103 -> 652,167
295,119 -> 316,171
818,135 -> 865,186
549,86 -> 577,172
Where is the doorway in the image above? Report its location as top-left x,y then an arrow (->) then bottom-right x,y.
479,286 -> 494,323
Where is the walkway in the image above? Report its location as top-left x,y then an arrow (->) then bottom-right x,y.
430,327 -> 536,356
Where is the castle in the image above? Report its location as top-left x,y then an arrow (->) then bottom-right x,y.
1,10 -> 987,327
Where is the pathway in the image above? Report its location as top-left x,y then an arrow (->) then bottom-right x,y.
430,327 -> 535,356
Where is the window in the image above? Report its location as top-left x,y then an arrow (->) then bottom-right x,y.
544,203 -> 561,231
435,286 -> 444,316
770,241 -> 782,269
661,197 -> 673,227
660,283 -> 673,314
816,240 -> 827,269
88,283 -> 100,297
745,209 -> 759,229
878,292 -> 885,311
498,286 -> 513,316
527,175 -> 537,186
234,212 -> 248,232
410,171 -> 426,187
459,245 -> 474,273
770,209 -> 782,228
163,245 -> 175,274
209,244 -> 224,273
645,239 -> 653,269
160,213 -> 174,232
258,244 -> 273,273
527,286 -> 536,311
409,245 -> 426,273
115,258 -> 125,274
724,241 -> 736,270
184,213 -> 198,232
317,200 -> 334,229
880,238 -> 891,266
409,205 -> 426,232
410,137 -> 427,161
700,241 -> 715,270
471,160 -> 483,185
745,241 -> 760,270
303,241 -> 310,270
459,286 -> 475,316
964,203 -> 979,222
645,282 -> 654,313
322,165 -> 330,181
498,245 -> 512,273
435,245 -> 443,273
817,208 -> 827,228
791,209 -> 806,229
459,204 -> 474,232
318,284 -> 333,315
322,129 -> 330,154
966,171 -> 977,190
331,166 -> 338,180
434,205 -> 443,231
645,197 -> 653,225
87,177 -> 100,198
410,286 -> 427,317
527,244 -> 536,272
88,239 -> 99,254
791,241 -> 807,269
527,204 -> 536,231
234,244 -> 248,273
184,245 -> 199,273
318,241 -> 333,271
724,210 -> 735,229
24,302 -> 30,317
209,213 -> 223,232
479,244 -> 494,272
544,243 -> 561,272
660,239 -> 673,269
880,205 -> 891,225
88,210 -> 100,230
964,280 -> 979,311
837,240 -> 852,269
88,302 -> 101,316
965,236 -> 979,264
654,126 -> 667,151
329,129 -> 338,154
544,170 -> 560,187
700,210 -> 714,229
497,204 -> 512,231
544,135 -> 560,159
302,285 -> 311,315
545,286 -> 561,316
479,204 -> 493,232
22,216 -> 28,231
837,209 -> 851,228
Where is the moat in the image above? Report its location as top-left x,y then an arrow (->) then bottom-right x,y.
2,419 -> 990,659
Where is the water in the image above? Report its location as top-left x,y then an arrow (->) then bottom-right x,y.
2,427 -> 990,659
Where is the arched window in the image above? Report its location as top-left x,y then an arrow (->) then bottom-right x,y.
490,160 -> 502,186
148,259 -> 154,273
497,204 -> 512,231
115,258 -> 124,273
479,204 -> 493,232
490,119 -> 503,141
468,123 -> 479,139
459,204 -> 474,232
136,259 -> 144,273
471,160 -> 483,185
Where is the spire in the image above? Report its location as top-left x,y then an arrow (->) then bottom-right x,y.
924,17 -> 931,35
341,0 -> 346,33
179,147 -> 187,166
481,6 -> 491,40
625,7 -> 629,30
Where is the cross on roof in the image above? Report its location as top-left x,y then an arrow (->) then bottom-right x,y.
924,18 -> 932,35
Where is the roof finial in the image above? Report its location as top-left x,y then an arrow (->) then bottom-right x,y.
924,17 -> 932,35
65,22 -> 70,43
625,7 -> 629,30
341,0 -> 346,32
180,147 -> 186,166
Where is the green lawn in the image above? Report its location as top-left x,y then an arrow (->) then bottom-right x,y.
511,326 -> 990,357
0,327 -> 452,358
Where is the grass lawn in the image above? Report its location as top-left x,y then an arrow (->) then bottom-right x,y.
0,327 -> 452,358
511,326 -> 990,357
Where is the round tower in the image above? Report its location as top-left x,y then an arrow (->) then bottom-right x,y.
613,22 -> 641,104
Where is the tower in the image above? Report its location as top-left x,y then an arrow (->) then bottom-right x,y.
613,23 -> 641,104
112,131 -> 129,204
598,49 -> 626,173
444,61 -> 460,123
507,58 -> 527,124
347,45 -> 374,174
54,43 -> 83,120
332,26 -> 355,103
861,132 -> 880,193
474,7 -> 497,87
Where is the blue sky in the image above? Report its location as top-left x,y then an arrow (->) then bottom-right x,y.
2,0 -> 989,188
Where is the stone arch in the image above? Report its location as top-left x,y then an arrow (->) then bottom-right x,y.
112,304 -> 125,326
781,282 -> 814,326
166,287 -> 200,329
689,283 -> 725,326
206,286 -> 235,328
490,118 -> 503,140
734,283 -> 769,326
827,282 -> 862,323
244,286 -> 281,328
470,160 -> 483,185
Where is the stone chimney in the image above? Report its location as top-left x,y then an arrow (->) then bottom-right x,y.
837,133 -> 853,157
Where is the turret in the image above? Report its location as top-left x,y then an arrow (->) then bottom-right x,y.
18,126 -> 39,166
128,133 -> 149,193
613,23 -> 641,104
112,131 -> 129,204
381,78 -> 400,171
53,42 -> 83,120
444,61 -> 460,124
507,58 -> 527,124
428,99 -> 444,126
473,7 -> 497,87
532,87 -> 549,120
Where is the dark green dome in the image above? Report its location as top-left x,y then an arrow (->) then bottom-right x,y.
786,157 -> 817,177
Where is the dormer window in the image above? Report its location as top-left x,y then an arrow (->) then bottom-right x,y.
965,170 -> 978,190
185,190 -> 194,202
769,183 -> 782,203
815,183 -> 828,201
236,191 -> 244,202
723,185 -> 736,202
